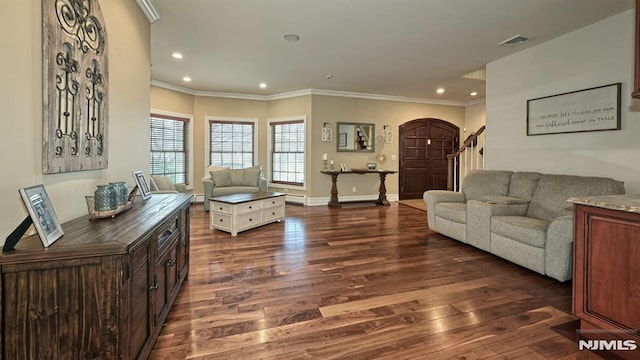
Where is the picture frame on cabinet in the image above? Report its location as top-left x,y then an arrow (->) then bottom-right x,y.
132,170 -> 152,200
18,184 -> 64,248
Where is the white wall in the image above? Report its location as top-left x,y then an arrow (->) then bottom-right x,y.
486,9 -> 640,193
0,1 -> 150,244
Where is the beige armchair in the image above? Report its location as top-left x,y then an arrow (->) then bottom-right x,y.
149,175 -> 188,194
202,165 -> 267,211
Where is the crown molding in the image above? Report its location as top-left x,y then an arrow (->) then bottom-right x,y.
136,0 -> 160,23
150,80 -> 474,106
463,98 -> 486,107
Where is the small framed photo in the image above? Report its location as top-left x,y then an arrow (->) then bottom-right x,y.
19,184 -> 63,248
132,170 -> 151,200
322,127 -> 333,142
367,162 -> 377,170
340,163 -> 349,172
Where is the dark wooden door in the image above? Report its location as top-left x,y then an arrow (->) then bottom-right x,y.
399,119 -> 459,199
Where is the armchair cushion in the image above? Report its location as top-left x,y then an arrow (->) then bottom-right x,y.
240,168 -> 261,186
210,171 -> 232,187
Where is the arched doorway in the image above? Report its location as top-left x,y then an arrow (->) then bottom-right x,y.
399,118 -> 459,199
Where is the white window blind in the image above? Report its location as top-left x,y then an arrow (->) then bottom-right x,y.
150,114 -> 189,184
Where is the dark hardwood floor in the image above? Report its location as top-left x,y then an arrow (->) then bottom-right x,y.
150,202 -> 604,359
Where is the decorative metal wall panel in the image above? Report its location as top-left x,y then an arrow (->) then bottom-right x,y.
43,0 -> 108,173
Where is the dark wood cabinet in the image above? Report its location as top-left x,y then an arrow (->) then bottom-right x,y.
572,201 -> 640,359
0,194 -> 192,360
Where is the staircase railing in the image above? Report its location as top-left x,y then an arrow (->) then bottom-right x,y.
446,125 -> 485,191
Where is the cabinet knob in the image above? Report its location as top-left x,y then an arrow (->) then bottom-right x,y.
272,212 -> 275,215
249,206 -> 252,209
219,207 -> 223,210
149,283 -> 159,291
219,219 -> 223,222
249,218 -> 253,222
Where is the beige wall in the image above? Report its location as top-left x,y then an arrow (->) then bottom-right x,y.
149,88 -> 467,201
0,0 -> 150,244
487,10 -> 640,193
310,95 -> 466,199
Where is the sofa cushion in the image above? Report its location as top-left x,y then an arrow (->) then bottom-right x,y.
491,215 -> 550,248
211,171 -> 232,187
462,170 -> 512,201
526,174 -> 625,221
508,172 -> 541,200
435,202 -> 467,223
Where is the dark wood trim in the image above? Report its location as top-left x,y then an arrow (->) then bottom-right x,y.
634,0 -> 640,98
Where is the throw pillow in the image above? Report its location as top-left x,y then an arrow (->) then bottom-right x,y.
151,175 -> 177,191
210,170 -> 232,187
241,169 -> 261,186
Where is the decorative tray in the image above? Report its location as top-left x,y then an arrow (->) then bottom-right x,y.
85,187 -> 138,220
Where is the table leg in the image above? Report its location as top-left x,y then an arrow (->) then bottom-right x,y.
375,172 -> 391,206
328,173 -> 341,208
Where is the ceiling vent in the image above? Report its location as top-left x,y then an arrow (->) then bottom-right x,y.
499,34 -> 534,47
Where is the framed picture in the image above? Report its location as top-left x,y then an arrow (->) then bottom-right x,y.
18,185 -> 63,248
527,83 -> 621,136
132,170 -> 151,200
322,127 -> 333,142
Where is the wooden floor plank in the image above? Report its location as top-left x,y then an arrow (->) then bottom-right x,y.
149,203 -> 604,360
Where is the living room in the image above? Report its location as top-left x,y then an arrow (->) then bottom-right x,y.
1,1 -> 640,359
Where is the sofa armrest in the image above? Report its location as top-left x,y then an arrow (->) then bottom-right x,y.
466,200 -> 530,251
258,176 -> 268,192
424,190 -> 466,230
174,183 -> 187,193
545,215 -> 574,282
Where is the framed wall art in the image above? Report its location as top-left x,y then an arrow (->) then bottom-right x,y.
527,83 -> 621,136
43,0 -> 109,173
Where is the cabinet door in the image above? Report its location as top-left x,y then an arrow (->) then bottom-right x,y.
154,243 -> 178,327
177,207 -> 190,281
129,238 -> 154,360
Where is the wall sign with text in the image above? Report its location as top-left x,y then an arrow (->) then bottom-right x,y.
527,83 -> 621,136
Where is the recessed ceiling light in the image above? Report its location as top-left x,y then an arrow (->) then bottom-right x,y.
436,88 -> 445,94
172,52 -> 183,59
282,34 -> 300,42
182,76 -> 191,82
325,74 -> 334,79
259,82 -> 267,89
470,91 -> 478,96
499,34 -> 534,47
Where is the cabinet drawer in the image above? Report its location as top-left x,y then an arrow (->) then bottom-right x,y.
211,213 -> 232,231
155,214 -> 179,249
263,206 -> 284,222
262,196 -> 284,208
237,212 -> 262,229
211,201 -> 232,214
238,201 -> 262,213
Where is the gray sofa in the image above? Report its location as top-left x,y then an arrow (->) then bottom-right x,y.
424,170 -> 625,281
202,165 -> 268,211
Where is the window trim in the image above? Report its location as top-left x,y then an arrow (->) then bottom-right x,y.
267,115 -> 307,190
204,116 -> 259,170
150,110 -> 194,189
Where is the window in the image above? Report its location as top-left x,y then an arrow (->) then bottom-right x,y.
209,120 -> 255,169
150,114 -> 189,184
270,118 -> 305,186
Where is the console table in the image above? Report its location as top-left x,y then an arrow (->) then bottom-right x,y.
0,194 -> 192,360
321,170 -> 397,208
